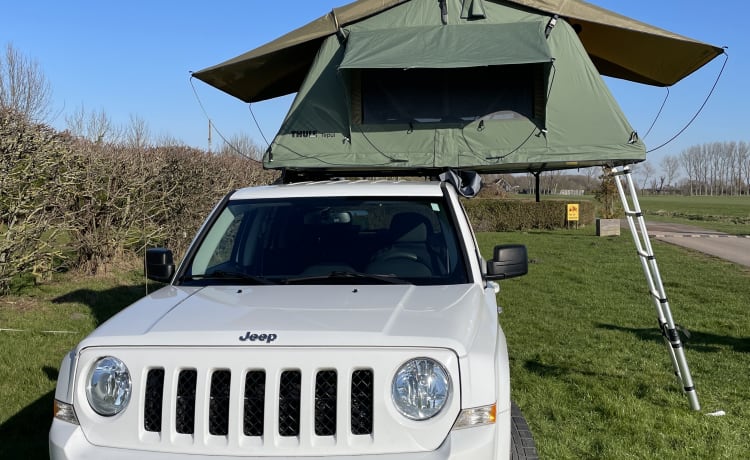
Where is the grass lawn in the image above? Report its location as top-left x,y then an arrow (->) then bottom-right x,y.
1,228 -> 749,459
0,269 -> 153,459
479,228 -> 750,458
510,193 -> 750,235
637,195 -> 750,235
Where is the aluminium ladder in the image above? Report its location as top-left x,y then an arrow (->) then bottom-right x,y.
610,166 -> 700,411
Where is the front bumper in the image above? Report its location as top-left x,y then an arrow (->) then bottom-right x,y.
50,410 -> 510,459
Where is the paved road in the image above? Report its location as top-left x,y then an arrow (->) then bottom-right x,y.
625,221 -> 750,268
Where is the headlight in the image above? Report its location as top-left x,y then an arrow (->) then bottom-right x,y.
392,357 -> 451,420
86,356 -> 132,416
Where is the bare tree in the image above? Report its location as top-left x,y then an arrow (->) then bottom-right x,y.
660,155 -> 681,190
153,133 -> 186,147
583,167 -> 599,193
539,170 -> 564,195
0,43 -> 53,122
65,105 -> 88,139
679,141 -> 750,196
65,104 -> 122,144
726,141 -> 746,195
124,114 -> 151,149
634,161 -> 655,194
707,141 -> 724,195
654,176 -> 665,194
739,141 -> 750,195
680,145 -> 703,195
220,133 -> 264,161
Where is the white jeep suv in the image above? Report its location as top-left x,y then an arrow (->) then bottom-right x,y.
50,179 -> 535,459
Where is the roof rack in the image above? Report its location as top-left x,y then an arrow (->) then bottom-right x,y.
279,168 -> 483,198
278,167 -> 446,184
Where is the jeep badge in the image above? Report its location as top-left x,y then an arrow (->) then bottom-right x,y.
239,331 -> 278,343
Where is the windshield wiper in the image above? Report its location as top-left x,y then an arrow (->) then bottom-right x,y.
182,270 -> 276,285
283,270 -> 410,285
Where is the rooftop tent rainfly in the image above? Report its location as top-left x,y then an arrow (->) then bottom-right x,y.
193,0 -> 722,177
197,1 -> 606,175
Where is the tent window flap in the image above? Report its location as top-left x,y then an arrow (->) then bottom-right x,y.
339,22 -> 552,69
343,22 -> 551,126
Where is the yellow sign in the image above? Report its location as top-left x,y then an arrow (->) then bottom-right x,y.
567,203 -> 579,222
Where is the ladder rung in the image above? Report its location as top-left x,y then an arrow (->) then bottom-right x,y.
636,249 -> 652,258
649,293 -> 668,304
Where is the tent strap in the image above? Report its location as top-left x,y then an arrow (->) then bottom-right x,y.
331,9 -> 346,42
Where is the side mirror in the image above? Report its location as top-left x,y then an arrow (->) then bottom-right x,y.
145,248 -> 175,283
486,244 -> 528,280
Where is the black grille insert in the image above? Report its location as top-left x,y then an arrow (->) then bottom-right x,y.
144,368 -> 164,432
315,370 -> 337,436
351,369 -> 374,435
243,370 -> 266,436
209,370 -> 231,436
278,370 -> 301,437
176,369 -> 197,434
142,365 -> 377,439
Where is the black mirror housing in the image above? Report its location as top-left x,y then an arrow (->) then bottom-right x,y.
145,248 -> 175,283
486,244 -> 528,280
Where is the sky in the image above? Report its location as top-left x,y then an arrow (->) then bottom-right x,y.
1,0 -> 746,168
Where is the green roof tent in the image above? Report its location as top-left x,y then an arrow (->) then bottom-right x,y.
193,0 -> 723,176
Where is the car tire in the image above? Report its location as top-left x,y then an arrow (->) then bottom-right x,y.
510,401 -> 538,460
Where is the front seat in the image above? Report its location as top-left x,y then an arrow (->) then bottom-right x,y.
366,212 -> 434,277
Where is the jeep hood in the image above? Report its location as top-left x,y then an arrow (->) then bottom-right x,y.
81,284 -> 495,356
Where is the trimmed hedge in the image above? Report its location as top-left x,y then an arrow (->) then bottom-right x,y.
462,198 -> 595,232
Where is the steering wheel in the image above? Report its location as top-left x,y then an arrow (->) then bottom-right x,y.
380,252 -> 420,262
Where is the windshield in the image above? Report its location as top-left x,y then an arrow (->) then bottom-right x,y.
180,196 -> 469,286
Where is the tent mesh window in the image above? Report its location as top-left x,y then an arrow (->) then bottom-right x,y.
353,64 -> 546,126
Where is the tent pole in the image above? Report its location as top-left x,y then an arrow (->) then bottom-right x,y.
611,166 -> 700,411
533,172 -> 541,202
